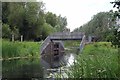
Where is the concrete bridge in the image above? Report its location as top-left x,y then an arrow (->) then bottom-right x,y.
40,32 -> 89,54
49,32 -> 85,40
40,32 -> 93,68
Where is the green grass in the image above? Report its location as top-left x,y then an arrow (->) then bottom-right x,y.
68,42 -> 119,78
64,41 -> 80,53
64,41 -> 80,48
0,39 -> 2,59
2,39 -> 41,59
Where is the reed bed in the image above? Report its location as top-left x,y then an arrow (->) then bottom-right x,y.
2,39 -> 41,59
67,42 -> 119,78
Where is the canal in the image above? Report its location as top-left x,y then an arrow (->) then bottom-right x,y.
2,50 -> 77,79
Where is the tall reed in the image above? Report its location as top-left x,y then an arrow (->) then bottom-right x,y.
2,40 -> 41,59
68,42 -> 119,78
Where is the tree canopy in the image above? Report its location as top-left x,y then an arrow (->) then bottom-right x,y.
2,2 -> 68,41
73,12 -> 115,41
110,0 -> 120,48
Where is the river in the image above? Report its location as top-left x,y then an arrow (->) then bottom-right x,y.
2,52 -> 76,79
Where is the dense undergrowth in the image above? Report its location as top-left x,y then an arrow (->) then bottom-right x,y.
2,39 -> 41,59
68,42 -> 119,78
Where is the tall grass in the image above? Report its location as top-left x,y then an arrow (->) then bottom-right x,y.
68,42 -> 119,78
64,41 -> 80,48
2,39 -> 41,59
0,39 -> 2,59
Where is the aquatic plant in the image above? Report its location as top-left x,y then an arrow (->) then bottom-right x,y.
2,39 -> 41,59
68,42 -> 119,78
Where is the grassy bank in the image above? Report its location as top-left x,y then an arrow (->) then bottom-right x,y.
2,39 -> 41,59
64,41 -> 80,48
68,42 -> 119,78
0,39 -> 2,59
64,41 -> 80,53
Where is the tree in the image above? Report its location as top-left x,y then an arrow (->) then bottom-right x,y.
55,15 -> 67,32
2,24 -> 11,38
110,0 -> 120,48
2,2 -> 46,40
22,2 -> 43,40
73,12 -> 114,41
2,2 -> 68,41
41,23 -> 56,39
45,12 -> 57,27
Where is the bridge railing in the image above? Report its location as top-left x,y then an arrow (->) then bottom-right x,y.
40,36 -> 50,54
79,35 -> 86,53
50,32 -> 84,40
50,32 -> 84,36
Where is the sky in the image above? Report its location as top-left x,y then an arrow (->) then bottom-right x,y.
38,0 -> 114,31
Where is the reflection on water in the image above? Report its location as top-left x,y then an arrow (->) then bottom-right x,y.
2,53 -> 76,79
41,53 -> 76,78
2,58 -> 44,80
66,53 -> 75,67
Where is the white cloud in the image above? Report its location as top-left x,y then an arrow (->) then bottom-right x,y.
39,0 -> 114,31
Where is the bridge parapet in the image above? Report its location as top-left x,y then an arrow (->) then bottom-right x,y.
50,32 -> 85,40
50,32 -> 84,36
40,36 -> 50,54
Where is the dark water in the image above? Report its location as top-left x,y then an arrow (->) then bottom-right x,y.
2,58 -> 44,80
2,53 -> 76,80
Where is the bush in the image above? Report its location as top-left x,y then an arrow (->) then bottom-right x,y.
2,24 -> 11,39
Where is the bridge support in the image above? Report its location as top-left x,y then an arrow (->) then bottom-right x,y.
50,41 -> 53,68
79,35 -> 86,53
88,36 -> 92,43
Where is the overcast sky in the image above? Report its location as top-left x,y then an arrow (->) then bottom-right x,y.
39,0 -> 114,31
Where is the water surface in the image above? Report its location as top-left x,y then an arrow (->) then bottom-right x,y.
2,52 -> 76,79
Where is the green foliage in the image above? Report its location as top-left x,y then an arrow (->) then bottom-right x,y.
2,39 -> 41,59
19,2 -> 45,40
12,26 -> 20,40
0,39 -> 2,59
2,24 -> 11,38
42,23 -> 56,39
45,12 -> 68,32
73,12 -> 114,41
68,42 -> 119,78
110,29 -> 120,48
45,12 -> 58,27
2,2 -> 68,40
55,15 -> 68,32
64,41 -> 80,48
2,2 -> 10,24
110,0 -> 120,48
106,33 -> 114,42
7,2 -> 25,29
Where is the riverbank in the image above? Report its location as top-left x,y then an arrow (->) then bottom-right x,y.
0,56 -> 41,61
68,42 -> 119,78
2,40 -> 119,78
2,39 -> 41,60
